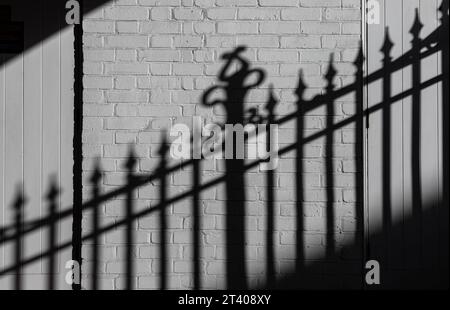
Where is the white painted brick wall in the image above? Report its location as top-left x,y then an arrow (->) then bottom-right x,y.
82,0 -> 362,290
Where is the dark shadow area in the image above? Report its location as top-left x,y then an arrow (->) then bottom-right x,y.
257,200 -> 444,290
0,4 -> 448,290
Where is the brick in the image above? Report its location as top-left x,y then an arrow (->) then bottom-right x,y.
150,7 -> 171,20
139,49 -> 181,62
216,0 -> 257,6
217,22 -> 258,34
104,7 -> 148,20
280,36 -> 321,48
238,8 -> 280,20
106,117 -> 149,130
173,35 -> 203,48
140,22 -> 182,34
258,49 -> 298,62
324,9 -> 361,21
260,21 -> 300,34
83,21 -> 115,33
105,35 -> 148,48
281,8 -> 321,20
117,21 -> 138,33
301,22 -> 340,35
260,0 -> 298,6
300,0 -> 340,7
174,8 -> 203,20
206,8 -> 237,20
85,49 -> 114,61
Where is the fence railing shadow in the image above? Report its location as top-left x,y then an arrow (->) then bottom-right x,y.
0,4 -> 448,289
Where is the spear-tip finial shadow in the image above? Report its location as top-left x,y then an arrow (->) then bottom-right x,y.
354,45 -> 365,67
295,70 -> 307,101
13,185 -> 27,212
46,176 -> 60,202
90,159 -> 102,185
325,54 -> 337,90
410,8 -> 423,39
266,84 -> 277,114
381,27 -> 394,59
158,133 -> 170,159
125,146 -> 137,172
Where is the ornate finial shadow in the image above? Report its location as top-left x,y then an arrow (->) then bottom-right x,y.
202,45 -> 265,123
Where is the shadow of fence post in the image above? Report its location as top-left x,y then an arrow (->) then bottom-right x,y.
125,150 -> 137,290
90,163 -> 102,290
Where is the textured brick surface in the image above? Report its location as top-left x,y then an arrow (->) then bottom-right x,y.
82,0 -> 362,289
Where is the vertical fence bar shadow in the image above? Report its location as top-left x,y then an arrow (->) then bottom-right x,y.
12,186 -> 25,290
46,177 -> 59,290
90,162 -> 102,290
191,135 -> 201,290
264,86 -> 277,288
410,9 -> 424,268
125,149 -> 137,290
324,56 -> 337,261
294,72 -> 306,287
158,139 -> 169,290
381,28 -> 393,281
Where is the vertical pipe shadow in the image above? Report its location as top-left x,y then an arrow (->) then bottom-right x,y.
72,0 -> 84,292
